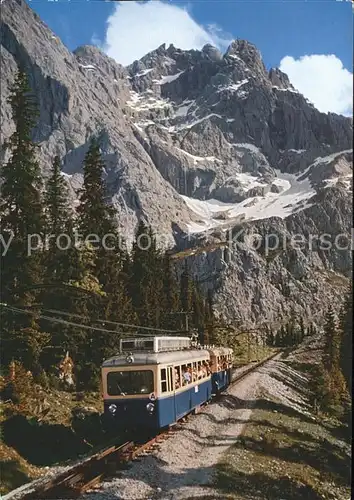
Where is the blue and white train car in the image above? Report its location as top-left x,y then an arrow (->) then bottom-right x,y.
101,336 -> 213,432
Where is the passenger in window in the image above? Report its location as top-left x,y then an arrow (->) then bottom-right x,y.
175,368 -> 180,389
183,368 -> 191,384
204,361 -> 211,375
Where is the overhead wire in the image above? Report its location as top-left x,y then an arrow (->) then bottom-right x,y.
36,307 -> 183,334
0,303 -> 187,337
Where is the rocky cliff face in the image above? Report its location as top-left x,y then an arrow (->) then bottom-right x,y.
1,0 -> 352,325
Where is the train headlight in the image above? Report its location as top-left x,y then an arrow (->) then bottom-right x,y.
146,403 -> 155,413
108,404 -> 117,414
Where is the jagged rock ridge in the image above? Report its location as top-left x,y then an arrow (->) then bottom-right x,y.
1,0 -> 352,325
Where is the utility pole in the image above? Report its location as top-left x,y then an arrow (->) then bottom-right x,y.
166,311 -> 190,333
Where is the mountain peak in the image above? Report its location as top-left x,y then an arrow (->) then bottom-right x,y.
268,67 -> 294,90
225,39 -> 266,76
225,39 -> 260,59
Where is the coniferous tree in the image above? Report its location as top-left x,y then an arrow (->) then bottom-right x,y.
266,327 -> 275,346
76,139 -> 116,238
43,155 -> 76,282
144,226 -> 163,327
129,221 -> 163,326
339,287 -> 352,394
76,138 -> 118,284
191,282 -> 205,334
160,253 -> 179,329
180,261 -> 192,317
204,289 -> 215,344
323,306 -> 338,371
280,325 -> 287,346
68,243 -> 106,388
0,70 -> 47,374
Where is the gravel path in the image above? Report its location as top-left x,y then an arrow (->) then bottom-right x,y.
84,358 -> 280,500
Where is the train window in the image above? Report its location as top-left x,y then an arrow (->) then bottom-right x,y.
174,366 -> 181,389
187,363 -> 192,383
107,370 -> 154,396
181,364 -> 192,385
192,362 -> 197,382
161,368 -> 167,393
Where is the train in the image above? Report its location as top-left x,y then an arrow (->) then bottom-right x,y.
101,336 -> 233,432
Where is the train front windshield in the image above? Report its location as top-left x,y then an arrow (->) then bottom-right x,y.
107,370 -> 154,396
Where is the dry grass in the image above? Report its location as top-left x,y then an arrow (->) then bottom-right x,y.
216,400 -> 351,500
215,340 -> 351,500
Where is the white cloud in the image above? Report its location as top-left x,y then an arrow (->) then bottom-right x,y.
279,54 -> 353,116
101,1 -> 232,66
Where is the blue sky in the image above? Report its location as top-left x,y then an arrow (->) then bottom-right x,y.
28,0 -> 353,115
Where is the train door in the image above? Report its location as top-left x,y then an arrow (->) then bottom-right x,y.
167,365 -> 176,422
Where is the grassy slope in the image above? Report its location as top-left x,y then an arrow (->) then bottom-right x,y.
215,345 -> 351,500
0,388 -> 104,495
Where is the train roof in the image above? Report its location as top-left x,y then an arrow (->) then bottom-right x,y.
119,336 -> 192,353
102,349 -> 211,368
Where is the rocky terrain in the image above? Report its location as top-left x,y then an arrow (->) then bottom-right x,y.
1,0 -> 352,325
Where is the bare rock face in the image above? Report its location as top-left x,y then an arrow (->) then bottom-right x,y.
1,0 -> 352,325
268,67 -> 295,90
0,0 -> 194,246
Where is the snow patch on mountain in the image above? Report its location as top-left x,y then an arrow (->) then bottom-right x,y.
309,149 -> 353,168
217,79 -> 248,93
173,146 -> 222,164
181,169 -> 317,233
135,68 -> 154,78
154,71 -> 185,85
127,91 -> 171,110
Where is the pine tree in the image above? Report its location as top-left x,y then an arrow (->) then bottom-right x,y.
129,221 -> 163,326
0,70 -> 47,374
180,261 -> 192,318
76,139 -> 116,238
68,243 -> 106,389
43,155 -> 75,282
76,138 -> 118,284
323,306 -> 339,371
160,253 -> 179,329
280,325 -> 287,346
266,327 -> 275,346
0,71 -> 43,240
204,289 -> 215,344
101,244 -> 136,343
339,287 -> 352,394
191,282 -> 205,334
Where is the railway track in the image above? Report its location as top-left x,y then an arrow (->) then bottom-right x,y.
16,350 -> 281,500
231,349 -> 280,385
